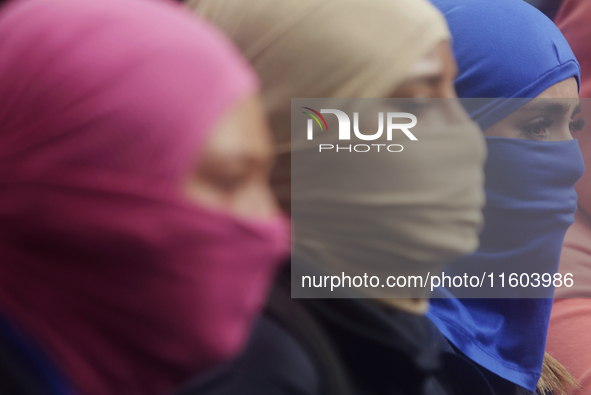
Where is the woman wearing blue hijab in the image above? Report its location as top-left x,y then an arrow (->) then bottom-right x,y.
428,0 -> 585,393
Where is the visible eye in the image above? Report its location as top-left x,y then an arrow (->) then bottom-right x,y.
208,170 -> 250,194
521,117 -> 553,138
400,98 -> 429,114
569,117 -> 586,133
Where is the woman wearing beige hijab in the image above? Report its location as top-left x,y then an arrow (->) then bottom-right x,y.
179,0 -> 493,394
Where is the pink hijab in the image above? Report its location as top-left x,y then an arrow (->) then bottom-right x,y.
0,0 -> 288,394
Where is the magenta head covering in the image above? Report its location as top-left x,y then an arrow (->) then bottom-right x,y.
0,0 -> 288,394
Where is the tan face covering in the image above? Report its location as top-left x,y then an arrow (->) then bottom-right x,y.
190,0 -> 486,313
289,99 -> 485,313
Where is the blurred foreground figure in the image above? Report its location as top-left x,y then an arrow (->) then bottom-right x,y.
0,0 -> 288,394
428,0 -> 583,394
183,0 -> 494,394
547,1 -> 591,394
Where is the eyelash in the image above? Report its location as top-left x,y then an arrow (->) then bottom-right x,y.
400,100 -> 428,114
521,116 -> 587,136
522,117 -> 553,136
570,117 -> 586,133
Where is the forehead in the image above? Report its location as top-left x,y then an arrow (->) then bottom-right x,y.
200,96 -> 274,162
403,41 -> 452,80
535,77 -> 579,99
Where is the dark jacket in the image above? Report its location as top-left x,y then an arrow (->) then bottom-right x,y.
0,315 -> 73,395
177,266 -> 497,395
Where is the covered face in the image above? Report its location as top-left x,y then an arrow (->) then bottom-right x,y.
428,0 -> 584,392
0,0 -> 288,394
192,0 -> 487,308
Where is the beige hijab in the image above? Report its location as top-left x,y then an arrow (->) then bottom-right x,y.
190,0 -> 486,313
190,0 -> 452,209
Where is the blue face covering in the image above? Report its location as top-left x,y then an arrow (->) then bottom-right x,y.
428,0 -> 583,391
429,138 -> 584,390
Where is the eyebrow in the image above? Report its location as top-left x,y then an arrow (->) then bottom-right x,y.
228,151 -> 274,170
573,103 -> 582,117
399,74 -> 443,88
520,100 -> 581,115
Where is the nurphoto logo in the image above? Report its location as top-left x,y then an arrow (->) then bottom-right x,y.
302,107 -> 417,153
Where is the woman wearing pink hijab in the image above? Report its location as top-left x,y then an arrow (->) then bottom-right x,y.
0,0 -> 288,394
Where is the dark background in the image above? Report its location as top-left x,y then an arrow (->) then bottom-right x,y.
524,0 -> 563,19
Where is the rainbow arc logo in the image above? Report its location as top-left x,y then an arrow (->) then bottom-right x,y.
302,107 -> 328,131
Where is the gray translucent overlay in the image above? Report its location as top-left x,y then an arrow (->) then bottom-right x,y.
290,98 -> 588,299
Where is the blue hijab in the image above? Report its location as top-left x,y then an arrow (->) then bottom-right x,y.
428,0 -> 583,391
